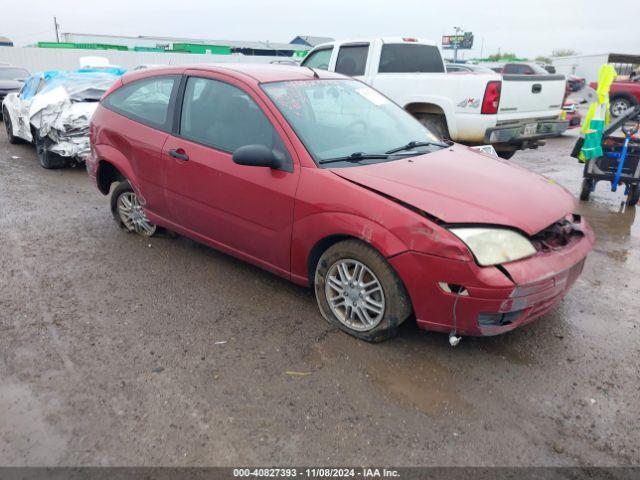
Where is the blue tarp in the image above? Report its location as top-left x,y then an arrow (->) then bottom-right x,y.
20,68 -> 125,100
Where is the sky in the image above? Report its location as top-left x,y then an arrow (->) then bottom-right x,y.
3,0 -> 639,59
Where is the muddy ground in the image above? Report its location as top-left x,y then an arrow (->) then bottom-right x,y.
0,129 -> 638,467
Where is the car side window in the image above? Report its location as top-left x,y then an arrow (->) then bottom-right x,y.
20,77 -> 38,99
103,76 -> 178,129
335,45 -> 369,76
302,48 -> 333,70
179,77 -> 292,171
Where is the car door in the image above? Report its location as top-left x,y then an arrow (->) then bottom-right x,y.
162,72 -> 300,276
10,76 -> 38,141
100,75 -> 180,219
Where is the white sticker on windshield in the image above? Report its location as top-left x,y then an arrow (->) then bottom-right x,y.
355,87 -> 389,106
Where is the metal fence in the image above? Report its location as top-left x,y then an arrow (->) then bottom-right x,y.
0,47 -> 288,74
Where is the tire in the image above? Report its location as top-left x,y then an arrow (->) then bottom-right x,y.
580,178 -> 594,201
110,180 -> 157,237
414,113 -> 450,140
314,239 -> 412,342
496,150 -> 516,160
627,184 -> 640,207
3,108 -> 20,144
35,131 -> 67,169
610,96 -> 634,118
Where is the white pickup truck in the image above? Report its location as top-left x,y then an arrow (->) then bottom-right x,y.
301,37 -> 569,158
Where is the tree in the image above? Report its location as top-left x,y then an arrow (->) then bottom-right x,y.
535,55 -> 552,64
552,49 -> 577,57
487,52 -> 522,61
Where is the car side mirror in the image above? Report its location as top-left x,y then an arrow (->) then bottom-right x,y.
232,144 -> 282,169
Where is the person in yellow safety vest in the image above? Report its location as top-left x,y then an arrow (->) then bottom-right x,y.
579,64 -> 617,162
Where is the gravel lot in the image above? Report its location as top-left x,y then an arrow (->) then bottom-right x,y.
0,130 -> 638,467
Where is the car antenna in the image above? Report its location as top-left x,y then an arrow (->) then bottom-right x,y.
306,66 -> 320,79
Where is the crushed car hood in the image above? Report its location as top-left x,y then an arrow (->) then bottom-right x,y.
329,145 -> 575,235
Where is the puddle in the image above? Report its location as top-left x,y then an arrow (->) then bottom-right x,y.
308,331 -> 471,416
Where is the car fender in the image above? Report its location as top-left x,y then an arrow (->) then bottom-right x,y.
2,93 -> 32,142
94,143 -> 140,194
290,211 -> 410,285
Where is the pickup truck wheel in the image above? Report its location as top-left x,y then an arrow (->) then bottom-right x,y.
314,239 -> 412,343
496,150 -> 516,159
3,108 -> 20,144
610,96 -> 633,118
111,181 -> 157,237
414,113 -> 449,140
35,132 -> 67,169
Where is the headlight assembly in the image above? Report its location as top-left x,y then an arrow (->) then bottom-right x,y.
449,228 -> 537,266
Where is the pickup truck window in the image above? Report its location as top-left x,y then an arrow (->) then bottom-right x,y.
503,63 -> 548,75
335,45 -> 369,76
378,44 -> 444,73
302,48 -> 333,70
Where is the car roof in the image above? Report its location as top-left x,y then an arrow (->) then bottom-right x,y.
121,63 -> 345,85
312,37 -> 438,50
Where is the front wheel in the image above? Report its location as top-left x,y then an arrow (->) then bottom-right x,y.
110,181 -> 157,237
314,239 -> 412,342
35,131 -> 67,169
3,108 -> 20,144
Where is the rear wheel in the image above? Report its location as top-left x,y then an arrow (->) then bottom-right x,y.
35,131 -> 67,169
3,108 -> 20,144
414,113 -> 450,140
314,239 -> 412,342
110,181 -> 157,237
580,178 -> 594,201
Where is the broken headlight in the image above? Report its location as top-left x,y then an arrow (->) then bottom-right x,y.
449,228 -> 536,266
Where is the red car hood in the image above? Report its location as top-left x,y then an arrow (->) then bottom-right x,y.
330,145 -> 575,236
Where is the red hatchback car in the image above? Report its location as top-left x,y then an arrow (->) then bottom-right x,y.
88,64 -> 594,342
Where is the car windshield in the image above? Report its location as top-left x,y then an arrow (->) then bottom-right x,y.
261,79 -> 443,166
0,67 -> 29,81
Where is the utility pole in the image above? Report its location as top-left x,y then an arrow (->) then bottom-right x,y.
453,26 -> 463,63
53,16 -> 60,42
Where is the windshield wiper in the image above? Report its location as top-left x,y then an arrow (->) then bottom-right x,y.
318,152 -> 389,165
385,140 -> 449,155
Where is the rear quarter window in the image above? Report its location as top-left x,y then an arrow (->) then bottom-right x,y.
102,75 -> 178,130
378,44 -> 444,73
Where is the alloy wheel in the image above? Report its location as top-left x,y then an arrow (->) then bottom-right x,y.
324,259 -> 385,331
117,191 -> 157,237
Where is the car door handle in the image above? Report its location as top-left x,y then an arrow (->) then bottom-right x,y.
168,148 -> 189,161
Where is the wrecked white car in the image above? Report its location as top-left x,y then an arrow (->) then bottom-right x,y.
2,69 -> 124,169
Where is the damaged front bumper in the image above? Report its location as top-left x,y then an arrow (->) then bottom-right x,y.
47,126 -> 92,160
389,216 -> 594,336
